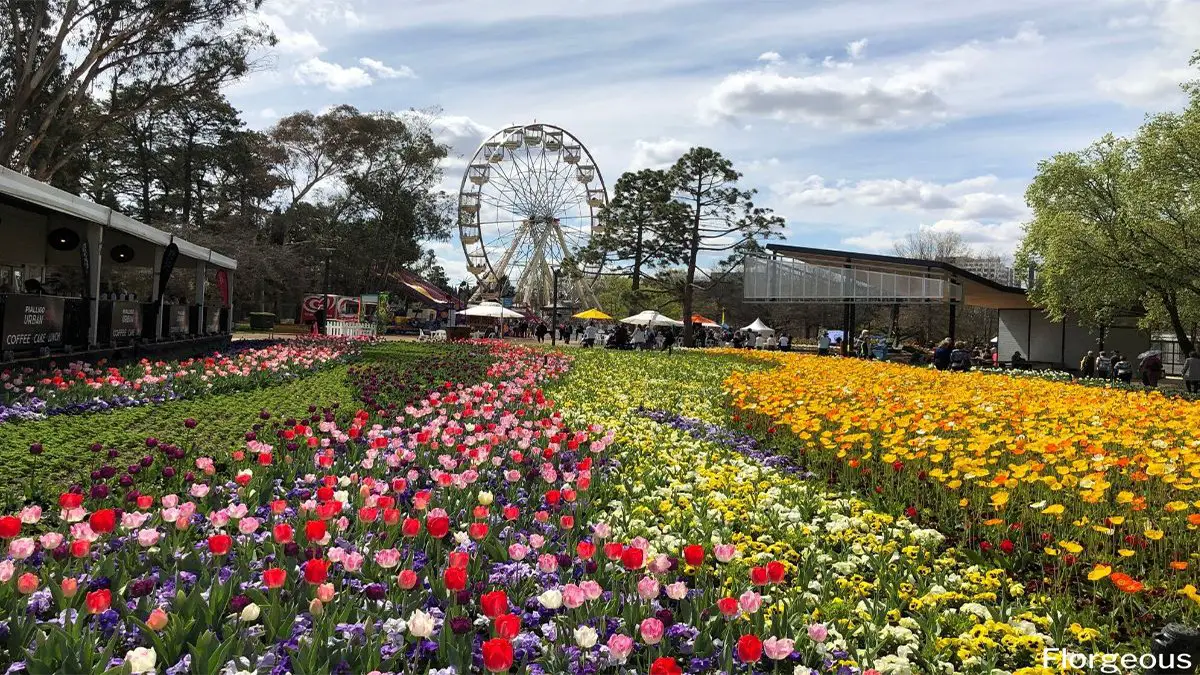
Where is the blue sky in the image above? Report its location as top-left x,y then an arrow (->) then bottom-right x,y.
224,0 -> 1200,286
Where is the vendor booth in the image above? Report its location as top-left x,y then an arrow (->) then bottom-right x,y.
0,166 -> 237,364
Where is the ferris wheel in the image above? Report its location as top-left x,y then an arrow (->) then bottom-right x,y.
457,123 -> 607,310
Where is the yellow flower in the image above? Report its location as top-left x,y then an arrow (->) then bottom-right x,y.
1087,564 -> 1112,581
1145,528 -> 1165,541
1041,504 -> 1065,515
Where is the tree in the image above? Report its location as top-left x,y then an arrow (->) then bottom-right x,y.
893,230 -> 969,261
581,169 -> 686,309
0,0 -> 272,180
666,148 -> 785,346
1018,117 -> 1200,353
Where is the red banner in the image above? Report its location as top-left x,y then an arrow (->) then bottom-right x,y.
216,269 -> 229,307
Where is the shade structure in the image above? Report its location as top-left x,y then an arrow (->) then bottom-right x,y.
573,308 -> 613,320
742,318 -> 774,334
690,314 -> 719,326
458,301 -> 525,319
620,310 -> 683,327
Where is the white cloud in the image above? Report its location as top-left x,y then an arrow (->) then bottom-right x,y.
294,57 -> 374,90
260,108 -> 279,119
842,230 -> 904,253
773,175 -> 1026,220
846,38 -> 868,60
255,12 -> 326,57
698,28 -> 1054,129
628,138 -> 691,170
841,219 -> 1025,254
758,51 -> 783,63
359,57 -> 417,79
1096,0 -> 1199,105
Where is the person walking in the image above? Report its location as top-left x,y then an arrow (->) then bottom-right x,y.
1079,351 -> 1096,378
535,323 -> 547,343
779,333 -> 791,352
1095,351 -> 1113,380
1140,351 -> 1163,388
1114,353 -> 1133,384
1184,352 -> 1200,394
662,328 -> 676,354
631,326 -> 645,350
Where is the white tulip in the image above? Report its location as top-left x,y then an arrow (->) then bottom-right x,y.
124,647 -> 156,674
537,588 -> 563,610
409,609 -> 435,638
574,625 -> 598,649
240,602 -> 261,622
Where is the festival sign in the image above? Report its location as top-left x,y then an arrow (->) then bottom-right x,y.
1,294 -> 65,350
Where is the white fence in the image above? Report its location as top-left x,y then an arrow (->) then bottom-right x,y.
326,320 -> 376,337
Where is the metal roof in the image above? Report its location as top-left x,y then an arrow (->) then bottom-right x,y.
0,166 -> 237,270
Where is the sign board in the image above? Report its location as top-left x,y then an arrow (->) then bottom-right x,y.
99,300 -> 141,342
164,305 -> 188,336
1,294 -> 65,350
157,242 -> 180,299
216,269 -> 229,306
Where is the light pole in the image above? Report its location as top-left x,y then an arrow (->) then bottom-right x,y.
318,247 -> 334,335
551,266 -> 561,347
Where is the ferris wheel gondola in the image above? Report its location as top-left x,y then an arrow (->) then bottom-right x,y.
457,123 -> 607,311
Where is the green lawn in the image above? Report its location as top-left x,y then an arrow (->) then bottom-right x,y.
0,342 -> 440,510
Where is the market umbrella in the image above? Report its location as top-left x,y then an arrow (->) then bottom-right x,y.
620,310 -> 683,327
690,314 -> 720,327
1137,349 -> 1162,360
742,318 -> 775,334
573,308 -> 613,320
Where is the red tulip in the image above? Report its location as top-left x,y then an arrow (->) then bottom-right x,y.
444,566 -> 467,591
999,539 -> 1015,554
603,542 -> 625,561
136,495 -> 154,510
304,559 -> 329,585
545,490 -> 561,505
383,508 -> 401,526
480,590 -> 508,618
682,545 -> 705,567
426,515 -> 450,539
58,493 -> 83,510
263,568 -> 287,588
650,657 -> 682,675
502,505 -> 519,521
621,547 -> 644,570
89,509 -> 116,534
737,634 -> 763,663
273,524 -> 294,544
766,561 -> 786,584
397,569 -> 418,590
449,551 -> 470,569
494,613 -> 521,639
208,534 -> 232,556
69,539 -> 90,558
358,507 -> 378,523
305,520 -> 327,542
469,522 -> 489,540
0,516 -> 20,538
558,515 -> 574,530
85,589 -> 112,614
481,638 -> 514,673
717,596 -> 739,617
576,541 -> 596,559
402,518 -> 421,537
750,566 -> 768,586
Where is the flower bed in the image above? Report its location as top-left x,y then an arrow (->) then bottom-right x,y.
722,350 -> 1200,638
0,338 -> 370,425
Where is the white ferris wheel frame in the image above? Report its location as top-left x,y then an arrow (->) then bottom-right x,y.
456,123 -> 608,311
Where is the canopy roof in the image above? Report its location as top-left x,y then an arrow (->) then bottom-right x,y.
746,244 -> 1031,310
573,308 -> 613,320
458,301 -> 524,318
0,166 -> 236,270
387,269 -> 464,309
743,318 -> 774,333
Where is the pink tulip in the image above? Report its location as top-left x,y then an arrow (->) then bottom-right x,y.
343,552 -> 364,572
808,623 -> 828,643
637,576 -> 660,600
137,529 -> 160,547
38,533 -> 63,550
580,580 -> 603,600
507,543 -> 529,561
714,543 -> 737,563
739,590 -> 763,614
8,538 -> 35,560
606,634 -> 634,663
665,581 -> 688,600
648,554 -> 671,574
764,637 -> 795,660
562,583 -> 587,608
529,534 -> 545,550
592,522 -> 611,539
537,553 -> 558,573
238,517 -> 260,535
639,617 -> 664,644
316,583 -> 336,602
0,560 -> 14,583
19,506 -> 41,524
374,549 -> 401,569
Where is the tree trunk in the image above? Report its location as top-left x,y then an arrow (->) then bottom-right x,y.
1160,289 -> 1195,355
182,132 -> 195,228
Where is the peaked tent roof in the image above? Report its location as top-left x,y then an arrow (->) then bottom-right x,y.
743,318 -> 774,333
387,270 -> 465,309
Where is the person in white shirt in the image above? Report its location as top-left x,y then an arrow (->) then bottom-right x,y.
755,334 -> 765,349
1184,351 -> 1200,394
779,334 -> 791,352
765,334 -> 777,350
631,326 -> 645,349
817,331 -> 831,356
583,321 -> 598,347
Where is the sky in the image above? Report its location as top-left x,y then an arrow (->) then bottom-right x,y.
224,0 -> 1200,286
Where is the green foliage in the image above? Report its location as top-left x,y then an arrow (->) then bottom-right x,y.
0,342 -> 439,509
